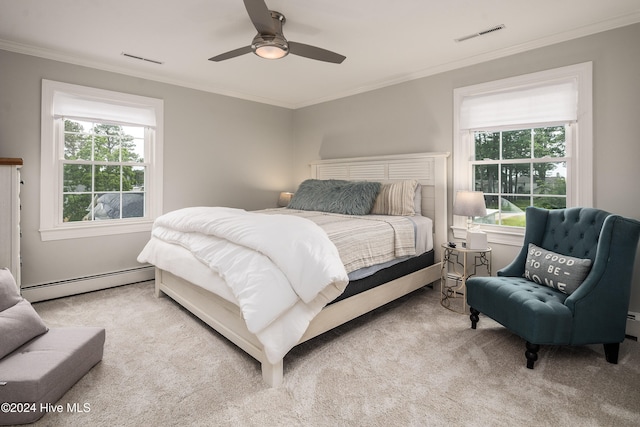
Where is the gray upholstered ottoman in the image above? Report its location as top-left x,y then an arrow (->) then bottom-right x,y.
0,269 -> 105,425
0,327 -> 105,425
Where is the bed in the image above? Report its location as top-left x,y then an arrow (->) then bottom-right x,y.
138,152 -> 449,387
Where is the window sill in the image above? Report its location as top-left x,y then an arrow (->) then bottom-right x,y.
40,220 -> 153,241
451,225 -> 524,247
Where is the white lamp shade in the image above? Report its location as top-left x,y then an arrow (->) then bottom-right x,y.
453,191 -> 487,217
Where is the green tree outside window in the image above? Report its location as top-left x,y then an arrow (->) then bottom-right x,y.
62,119 -> 145,222
472,126 -> 567,227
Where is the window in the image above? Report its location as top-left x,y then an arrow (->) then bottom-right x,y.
453,63 -> 592,245
62,121 -> 146,222
472,125 -> 569,227
40,80 -> 163,240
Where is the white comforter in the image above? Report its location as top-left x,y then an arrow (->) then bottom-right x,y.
138,207 -> 349,363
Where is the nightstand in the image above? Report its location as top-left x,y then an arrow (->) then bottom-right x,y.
440,243 -> 491,314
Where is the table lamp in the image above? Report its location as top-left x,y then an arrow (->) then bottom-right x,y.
453,190 -> 488,249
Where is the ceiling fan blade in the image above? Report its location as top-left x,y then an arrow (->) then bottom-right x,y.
208,46 -> 253,62
288,41 -> 346,64
243,0 -> 276,35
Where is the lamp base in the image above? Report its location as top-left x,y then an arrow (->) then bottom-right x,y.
466,229 -> 488,250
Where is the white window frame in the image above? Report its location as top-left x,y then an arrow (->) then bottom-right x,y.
452,63 -> 593,246
40,80 -> 164,241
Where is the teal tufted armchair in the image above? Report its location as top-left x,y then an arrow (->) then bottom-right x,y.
466,207 -> 640,369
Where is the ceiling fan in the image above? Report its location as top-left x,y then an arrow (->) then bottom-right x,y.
209,0 -> 346,64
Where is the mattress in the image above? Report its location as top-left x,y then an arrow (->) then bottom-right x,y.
346,214 -> 432,280
331,249 -> 435,304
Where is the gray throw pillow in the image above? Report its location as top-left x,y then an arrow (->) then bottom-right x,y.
524,243 -> 592,294
0,299 -> 49,359
288,179 -> 381,215
0,268 -> 49,359
0,268 -> 22,311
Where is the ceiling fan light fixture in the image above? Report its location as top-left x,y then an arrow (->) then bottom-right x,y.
208,2 -> 345,64
254,43 -> 288,59
252,33 -> 289,59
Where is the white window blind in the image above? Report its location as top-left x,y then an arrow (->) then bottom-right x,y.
52,91 -> 157,127
459,80 -> 578,130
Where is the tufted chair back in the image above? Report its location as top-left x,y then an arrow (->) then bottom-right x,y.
501,207 -> 614,278
539,208 -> 609,263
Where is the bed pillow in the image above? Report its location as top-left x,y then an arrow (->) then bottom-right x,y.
414,183 -> 422,216
523,243 -> 592,295
370,180 -> 420,216
287,179 -> 381,215
0,268 -> 49,359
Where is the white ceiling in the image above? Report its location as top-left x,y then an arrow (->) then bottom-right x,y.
1,0 -> 639,109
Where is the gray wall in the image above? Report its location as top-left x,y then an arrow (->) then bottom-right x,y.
0,49 -> 294,286
292,23 -> 640,312
1,23 -> 639,311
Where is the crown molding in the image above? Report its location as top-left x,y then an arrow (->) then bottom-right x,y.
1,11 -> 639,110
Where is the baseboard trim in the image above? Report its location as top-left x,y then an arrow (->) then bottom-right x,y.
626,317 -> 640,341
21,266 -> 154,302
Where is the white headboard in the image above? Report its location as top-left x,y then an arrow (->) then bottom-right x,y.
309,152 -> 449,261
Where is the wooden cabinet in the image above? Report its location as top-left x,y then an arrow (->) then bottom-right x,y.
0,158 -> 22,289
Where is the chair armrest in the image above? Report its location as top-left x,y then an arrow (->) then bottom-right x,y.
565,215 -> 640,342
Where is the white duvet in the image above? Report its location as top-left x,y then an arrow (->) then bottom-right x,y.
137,207 -> 349,363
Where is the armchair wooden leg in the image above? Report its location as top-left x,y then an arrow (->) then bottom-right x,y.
470,307 -> 480,329
525,342 -> 539,369
603,343 -> 619,364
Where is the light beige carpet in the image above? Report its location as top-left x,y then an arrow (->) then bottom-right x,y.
27,281 -> 640,426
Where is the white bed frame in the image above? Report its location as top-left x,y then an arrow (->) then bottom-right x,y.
154,152 -> 450,387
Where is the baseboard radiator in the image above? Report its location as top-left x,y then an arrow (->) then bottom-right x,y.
21,265 -> 155,303
627,312 -> 640,341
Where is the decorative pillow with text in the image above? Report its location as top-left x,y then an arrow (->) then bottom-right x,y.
524,243 -> 592,295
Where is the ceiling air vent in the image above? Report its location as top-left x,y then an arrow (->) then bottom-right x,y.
121,52 -> 164,65
455,24 -> 506,42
